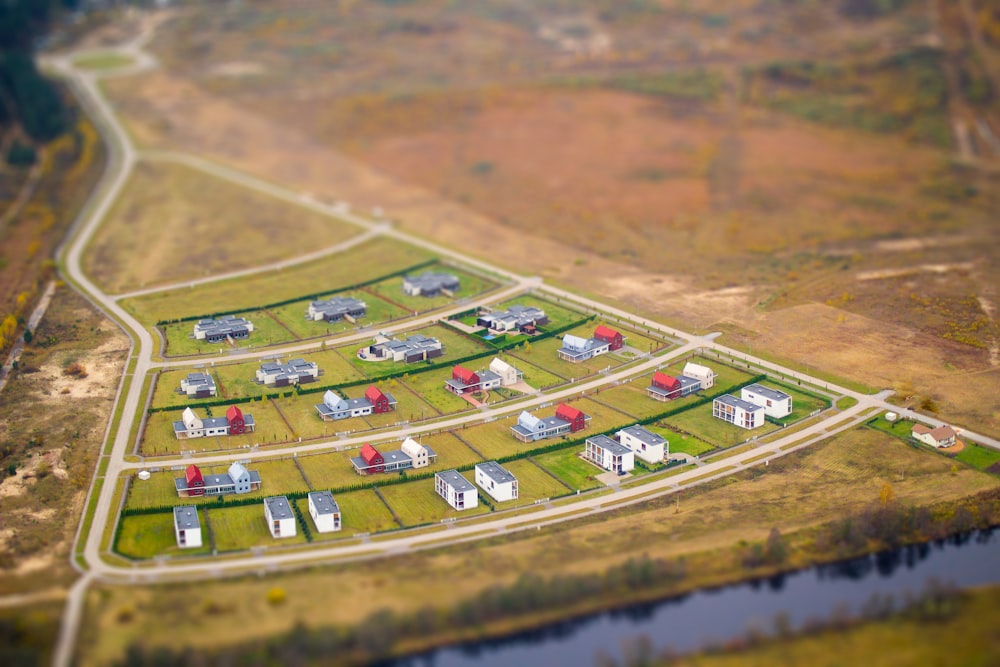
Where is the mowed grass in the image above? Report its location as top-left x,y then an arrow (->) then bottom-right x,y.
378,477 -> 490,526
953,443 -> 1000,471
365,267 -> 497,313
503,355 -> 566,389
126,471 -> 184,510
72,52 -> 136,70
399,366 -> 475,414
322,489 -> 399,536
418,432 -> 485,469
342,323 -> 493,381
297,451 -> 364,490
510,335 -> 623,380
84,161 -> 364,295
590,377 -> 666,419
269,292 -> 409,340
489,295 -> 587,330
208,504 -> 307,552
667,401 -> 779,448
115,513 -> 212,559
760,380 -> 831,423
500,459 -> 572,503
140,400 -> 285,456
120,236 -> 433,326
150,369 -> 213,410
661,356 -> 758,393
457,418 -> 536,460
160,310 -> 292,357
533,448 -> 603,491
564,319 -> 665,356
643,423 -> 716,457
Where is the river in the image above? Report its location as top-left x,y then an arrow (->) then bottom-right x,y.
389,530 -> 999,666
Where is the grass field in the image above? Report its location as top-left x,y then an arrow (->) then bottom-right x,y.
120,236 -> 433,326
268,293 -> 409,340
253,458 -> 311,495
378,477 -> 491,526
644,423 -> 716,457
564,319 -> 665,356
325,489 -> 399,536
865,415 -> 919,441
365,267 -> 497,313
399,366 -> 476,414
500,459 -> 573,503
72,52 -> 136,70
115,513 -> 212,559
125,471 -> 183,510
590,376 -> 670,419
571,396 -> 638,434
533,448 -> 603,491
150,368 -> 217,410
500,355 -> 565,389
293,347 -> 369,386
457,418 -> 536,460
760,380 -> 832,423
510,335 -> 624,380
140,400 -> 286,456
208,504 -> 307,552
953,443 -> 1000,471
488,295 -> 587,331
342,323 -> 493,381
667,402 -> 779,449
296,450 -> 364,490
661,356 -> 759,394
417,432 -> 486,469
161,310 -> 292,357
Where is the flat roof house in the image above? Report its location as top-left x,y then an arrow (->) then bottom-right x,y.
192,317 -> 254,344
315,385 -> 398,421
445,365 -> 502,395
350,440 -> 437,475
616,425 -> 667,464
683,362 -> 716,390
435,470 -> 478,511
475,461 -> 518,502
557,333 -> 611,363
477,305 -> 549,333
366,334 -> 444,363
174,462 -> 262,497
912,424 -> 958,448
510,404 -> 590,442
264,496 -> 297,539
307,491 -> 341,533
403,271 -> 460,297
713,394 -> 764,430
307,296 -> 367,323
179,372 -> 216,398
741,383 -> 793,419
173,506 -> 202,549
585,435 -> 635,474
256,358 -> 320,387
172,405 -> 255,439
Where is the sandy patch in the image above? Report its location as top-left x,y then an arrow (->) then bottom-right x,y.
939,439 -> 966,454
856,262 -> 975,281
209,61 -> 264,77
0,448 -> 68,498
34,326 -> 128,400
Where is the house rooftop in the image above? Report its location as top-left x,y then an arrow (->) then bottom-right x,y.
308,490 -> 339,516
618,425 -> 666,446
173,506 -> 200,529
744,383 -> 791,402
264,496 -> 294,520
476,461 -> 516,485
587,435 -> 632,456
436,469 -> 475,492
715,394 -> 763,412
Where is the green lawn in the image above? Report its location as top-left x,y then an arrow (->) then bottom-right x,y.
269,293 -> 410,341
150,368 -> 222,410
501,355 -> 566,389
533,448 -> 603,491
208,503 -> 308,551
589,379 -> 664,419
297,450 -> 365,489
399,366 -> 476,414
510,335 -> 623,380
419,432 -> 486,469
563,319 -> 665,355
73,52 -> 136,70
140,400 -> 287,456
836,396 -> 859,410
342,323 -> 493,381
457,418 -> 537,460
489,295 -> 587,330
299,347 -> 370,385
666,401 -> 778,448
253,458 -> 311,495
325,489 -> 400,535
115,512 -> 212,559
643,423 -> 716,457
661,356 -> 758,394
365,267 -> 497,314
500,459 -> 573,503
866,415 -> 920,441
160,310 -> 293,357
126,471 -> 184,510
760,380 -> 832,423
954,443 -> 1000,471
270,392 -> 370,440
571,396 -> 637,433
378,477 -> 490,526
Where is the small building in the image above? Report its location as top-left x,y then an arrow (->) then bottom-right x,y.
741,383 -> 793,418
435,470 -> 478,511
192,317 -> 254,344
255,358 -> 320,387
264,496 -> 297,539
489,357 -> 524,386
647,371 -> 702,401
366,334 -> 444,363
510,403 -> 590,442
585,435 -> 635,474
683,362 -> 716,390
350,440 -> 437,475
173,405 -> 255,439
593,325 -> 625,351
712,395 -> 764,429
912,424 -> 958,448
400,437 -> 432,468
616,425 -> 667,464
179,372 -> 216,398
316,385 -> 398,421
307,296 -> 367,323
557,333 -> 611,363
174,462 -> 262,497
354,443 -> 384,474
173,506 -> 202,549
475,461 -> 519,502
182,464 -> 205,496
445,364 -> 502,395
477,305 -> 549,333
403,271 -> 460,297
307,490 -> 341,533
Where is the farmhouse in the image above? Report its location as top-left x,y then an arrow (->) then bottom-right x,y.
350,439 -> 437,475
593,325 -> 625,351
713,395 -> 764,429
475,461 -> 519,502
255,358 -> 320,387
306,296 -> 367,323
585,435 -> 635,474
173,506 -> 202,549
445,365 -> 503,395
435,470 -> 478,510
489,357 -> 524,386
365,334 -> 444,363
616,425 -> 667,464
557,333 -> 611,363
646,371 -> 702,401
172,405 -> 255,439
192,317 -> 254,344
683,362 -> 716,390
315,385 -> 397,421
174,462 -> 261,497
741,383 -> 793,418
307,490 -> 341,533
477,305 -> 549,333
511,403 -> 590,442
179,372 -> 216,398
403,271 -> 460,297
912,424 -> 958,448
264,496 -> 297,539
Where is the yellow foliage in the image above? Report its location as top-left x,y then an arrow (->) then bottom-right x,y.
26,241 -> 41,259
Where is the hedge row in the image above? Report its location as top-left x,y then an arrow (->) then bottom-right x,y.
155,259 -> 438,325
147,389 -> 296,414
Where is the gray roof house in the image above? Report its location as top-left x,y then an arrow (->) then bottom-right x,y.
477,305 -> 549,332
255,358 -> 320,386
557,333 -> 611,362
264,496 -> 296,538
307,296 -> 367,323
179,372 -> 216,398
192,317 -> 254,343
366,334 -> 444,363
315,387 -> 398,421
402,271 -> 460,297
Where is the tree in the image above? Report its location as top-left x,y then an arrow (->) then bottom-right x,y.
880,482 -> 894,508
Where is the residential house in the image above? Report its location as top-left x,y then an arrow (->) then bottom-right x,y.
306,296 -> 367,323
712,394 -> 764,429
475,461 -> 519,502
255,358 -> 320,387
403,271 -> 460,297
585,435 -> 635,474
477,305 -> 549,333
180,464 -> 205,496
264,496 -> 297,539
557,333 -> 611,363
435,470 -> 478,510
912,424 -> 958,448
179,372 -> 216,398
593,325 -> 625,351
174,462 -> 261,497
365,334 -> 444,363
510,403 -> 590,442
315,385 -> 398,421
489,357 -> 524,386
192,317 -> 254,344
683,362 -> 716,390
400,437 -> 432,468
741,383 -> 793,418
647,371 -> 702,401
307,490 -> 341,533
616,425 -> 667,464
445,364 -> 503,395
172,405 -> 255,439
350,440 -> 437,475
173,506 -> 202,549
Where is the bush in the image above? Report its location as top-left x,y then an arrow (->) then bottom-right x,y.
6,140 -> 36,166
266,587 -> 287,606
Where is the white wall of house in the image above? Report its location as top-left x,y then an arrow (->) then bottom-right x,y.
741,387 -> 792,418
475,467 -> 518,502
401,437 -> 430,468
617,430 -> 665,464
308,497 -> 342,533
683,362 -> 716,389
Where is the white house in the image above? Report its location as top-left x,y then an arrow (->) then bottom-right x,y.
585,435 -> 635,474
475,461 -> 519,502
616,425 -> 667,464
403,271 -> 460,297
192,316 -> 254,343
712,395 -> 764,429
307,490 -> 341,533
306,296 -> 366,323
682,362 -> 716,390
400,437 -> 432,468
255,358 -> 320,387
179,372 -> 216,398
912,424 -> 958,448
741,383 -> 793,418
173,505 -> 202,549
435,470 -> 478,511
489,357 -> 524,386
264,496 -> 297,539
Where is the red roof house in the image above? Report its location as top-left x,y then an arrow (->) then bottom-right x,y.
555,403 -> 588,432
359,443 -> 385,473
184,464 -> 205,496
226,405 -> 246,434
594,325 -> 624,351
365,385 -> 392,414
452,365 -> 480,385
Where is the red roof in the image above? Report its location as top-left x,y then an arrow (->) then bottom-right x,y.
226,405 -> 243,423
556,404 -> 585,422
453,365 -> 479,384
653,372 -> 680,390
185,464 -> 203,485
360,443 -> 382,465
365,385 -> 386,404
594,325 -> 621,340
